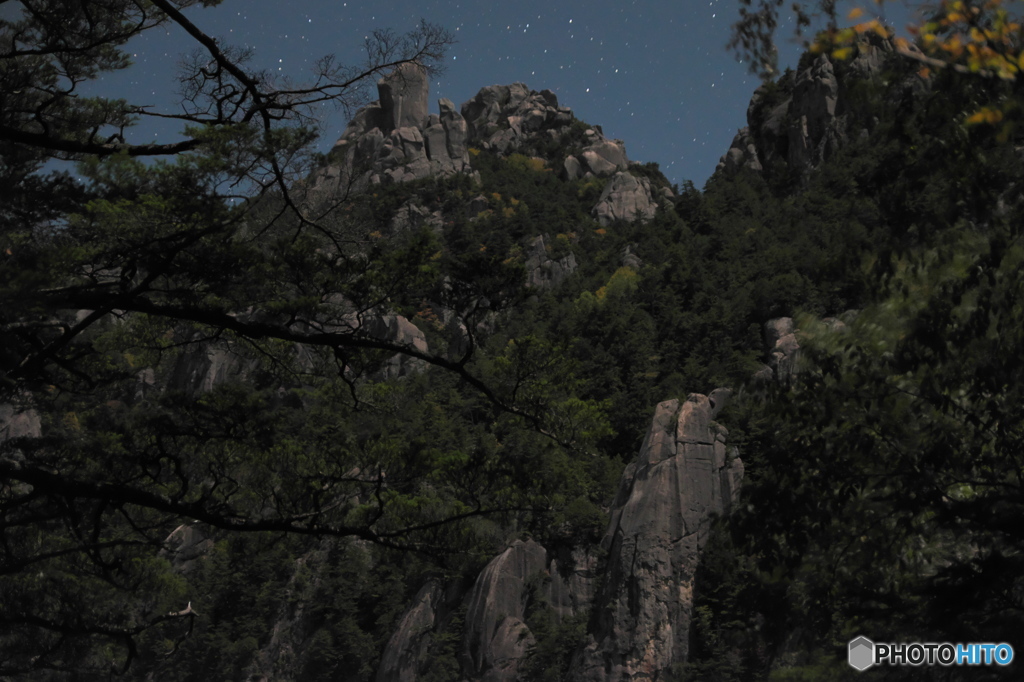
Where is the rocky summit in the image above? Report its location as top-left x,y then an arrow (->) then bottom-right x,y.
309,62 -> 667,226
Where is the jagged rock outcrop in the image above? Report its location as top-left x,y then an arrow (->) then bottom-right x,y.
170,344 -> 255,395
592,172 -> 657,225
787,55 -> 843,172
374,394 -> 743,682
716,126 -> 763,175
462,539 -> 548,681
716,32 -> 916,179
313,65 -> 661,238
579,138 -> 629,177
524,235 -> 578,289
313,63 -> 472,192
763,316 -> 799,381
378,62 -> 430,131
576,395 -> 742,681
376,582 -> 446,682
363,312 -> 429,378
391,200 -> 443,233
375,539 -> 598,682
563,130 -> 630,181
620,245 -> 642,270
755,315 -> 850,382
460,84 -> 574,153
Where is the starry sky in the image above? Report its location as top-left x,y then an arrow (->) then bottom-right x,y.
11,0 -> 914,186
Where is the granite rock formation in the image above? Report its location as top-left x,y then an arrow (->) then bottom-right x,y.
378,62 -> 430,131
716,32 -> 920,179
374,394 -> 742,682
310,67 -> 663,229
314,62 -> 472,192
576,394 -> 743,681
524,235 -> 579,290
592,172 -> 658,225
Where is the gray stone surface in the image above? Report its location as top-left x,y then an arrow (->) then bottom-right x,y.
788,55 -> 842,172
363,312 -> 429,378
715,126 -> 763,174
524,235 -> 578,290
162,524 -> 214,573
764,317 -> 795,350
0,403 -> 41,441
592,172 -> 657,225
313,66 -> 472,194
462,539 -> 548,681
377,582 -> 443,682
763,317 -> 800,382
459,82 -> 580,155
578,396 -> 743,681
718,34 -> 909,182
580,139 -> 628,177
377,62 -> 430,131
620,245 -> 642,270
563,154 -> 582,181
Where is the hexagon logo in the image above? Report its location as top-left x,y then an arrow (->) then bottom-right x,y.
848,636 -> 875,671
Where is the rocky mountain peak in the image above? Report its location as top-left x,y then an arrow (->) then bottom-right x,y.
308,67 -> 670,227
715,31 -> 921,180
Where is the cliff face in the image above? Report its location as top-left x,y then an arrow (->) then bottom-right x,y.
715,32 -> 923,179
371,394 -> 742,682
576,395 -> 742,681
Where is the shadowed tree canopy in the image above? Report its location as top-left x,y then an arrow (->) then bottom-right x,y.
0,2 -> 621,676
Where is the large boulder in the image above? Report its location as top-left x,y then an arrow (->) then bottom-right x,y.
462,539 -> 548,682
363,312 -> 429,378
580,139 -> 629,177
0,403 -> 41,441
592,172 -> 657,225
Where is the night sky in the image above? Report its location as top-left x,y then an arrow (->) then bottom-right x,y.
12,1 -> 914,186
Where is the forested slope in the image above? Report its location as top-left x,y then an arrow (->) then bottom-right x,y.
2,8 -> 1023,680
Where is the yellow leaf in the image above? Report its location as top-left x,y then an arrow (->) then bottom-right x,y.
832,47 -> 854,60
966,107 -> 1004,126
848,7 -> 865,20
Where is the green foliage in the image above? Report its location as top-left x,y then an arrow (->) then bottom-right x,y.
519,571 -> 591,682
716,52 -> 1024,680
8,1 -> 1024,678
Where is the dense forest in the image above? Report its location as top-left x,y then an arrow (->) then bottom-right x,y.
2,1 -> 1023,680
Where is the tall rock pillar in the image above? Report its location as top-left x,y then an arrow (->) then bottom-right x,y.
577,395 -> 743,680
